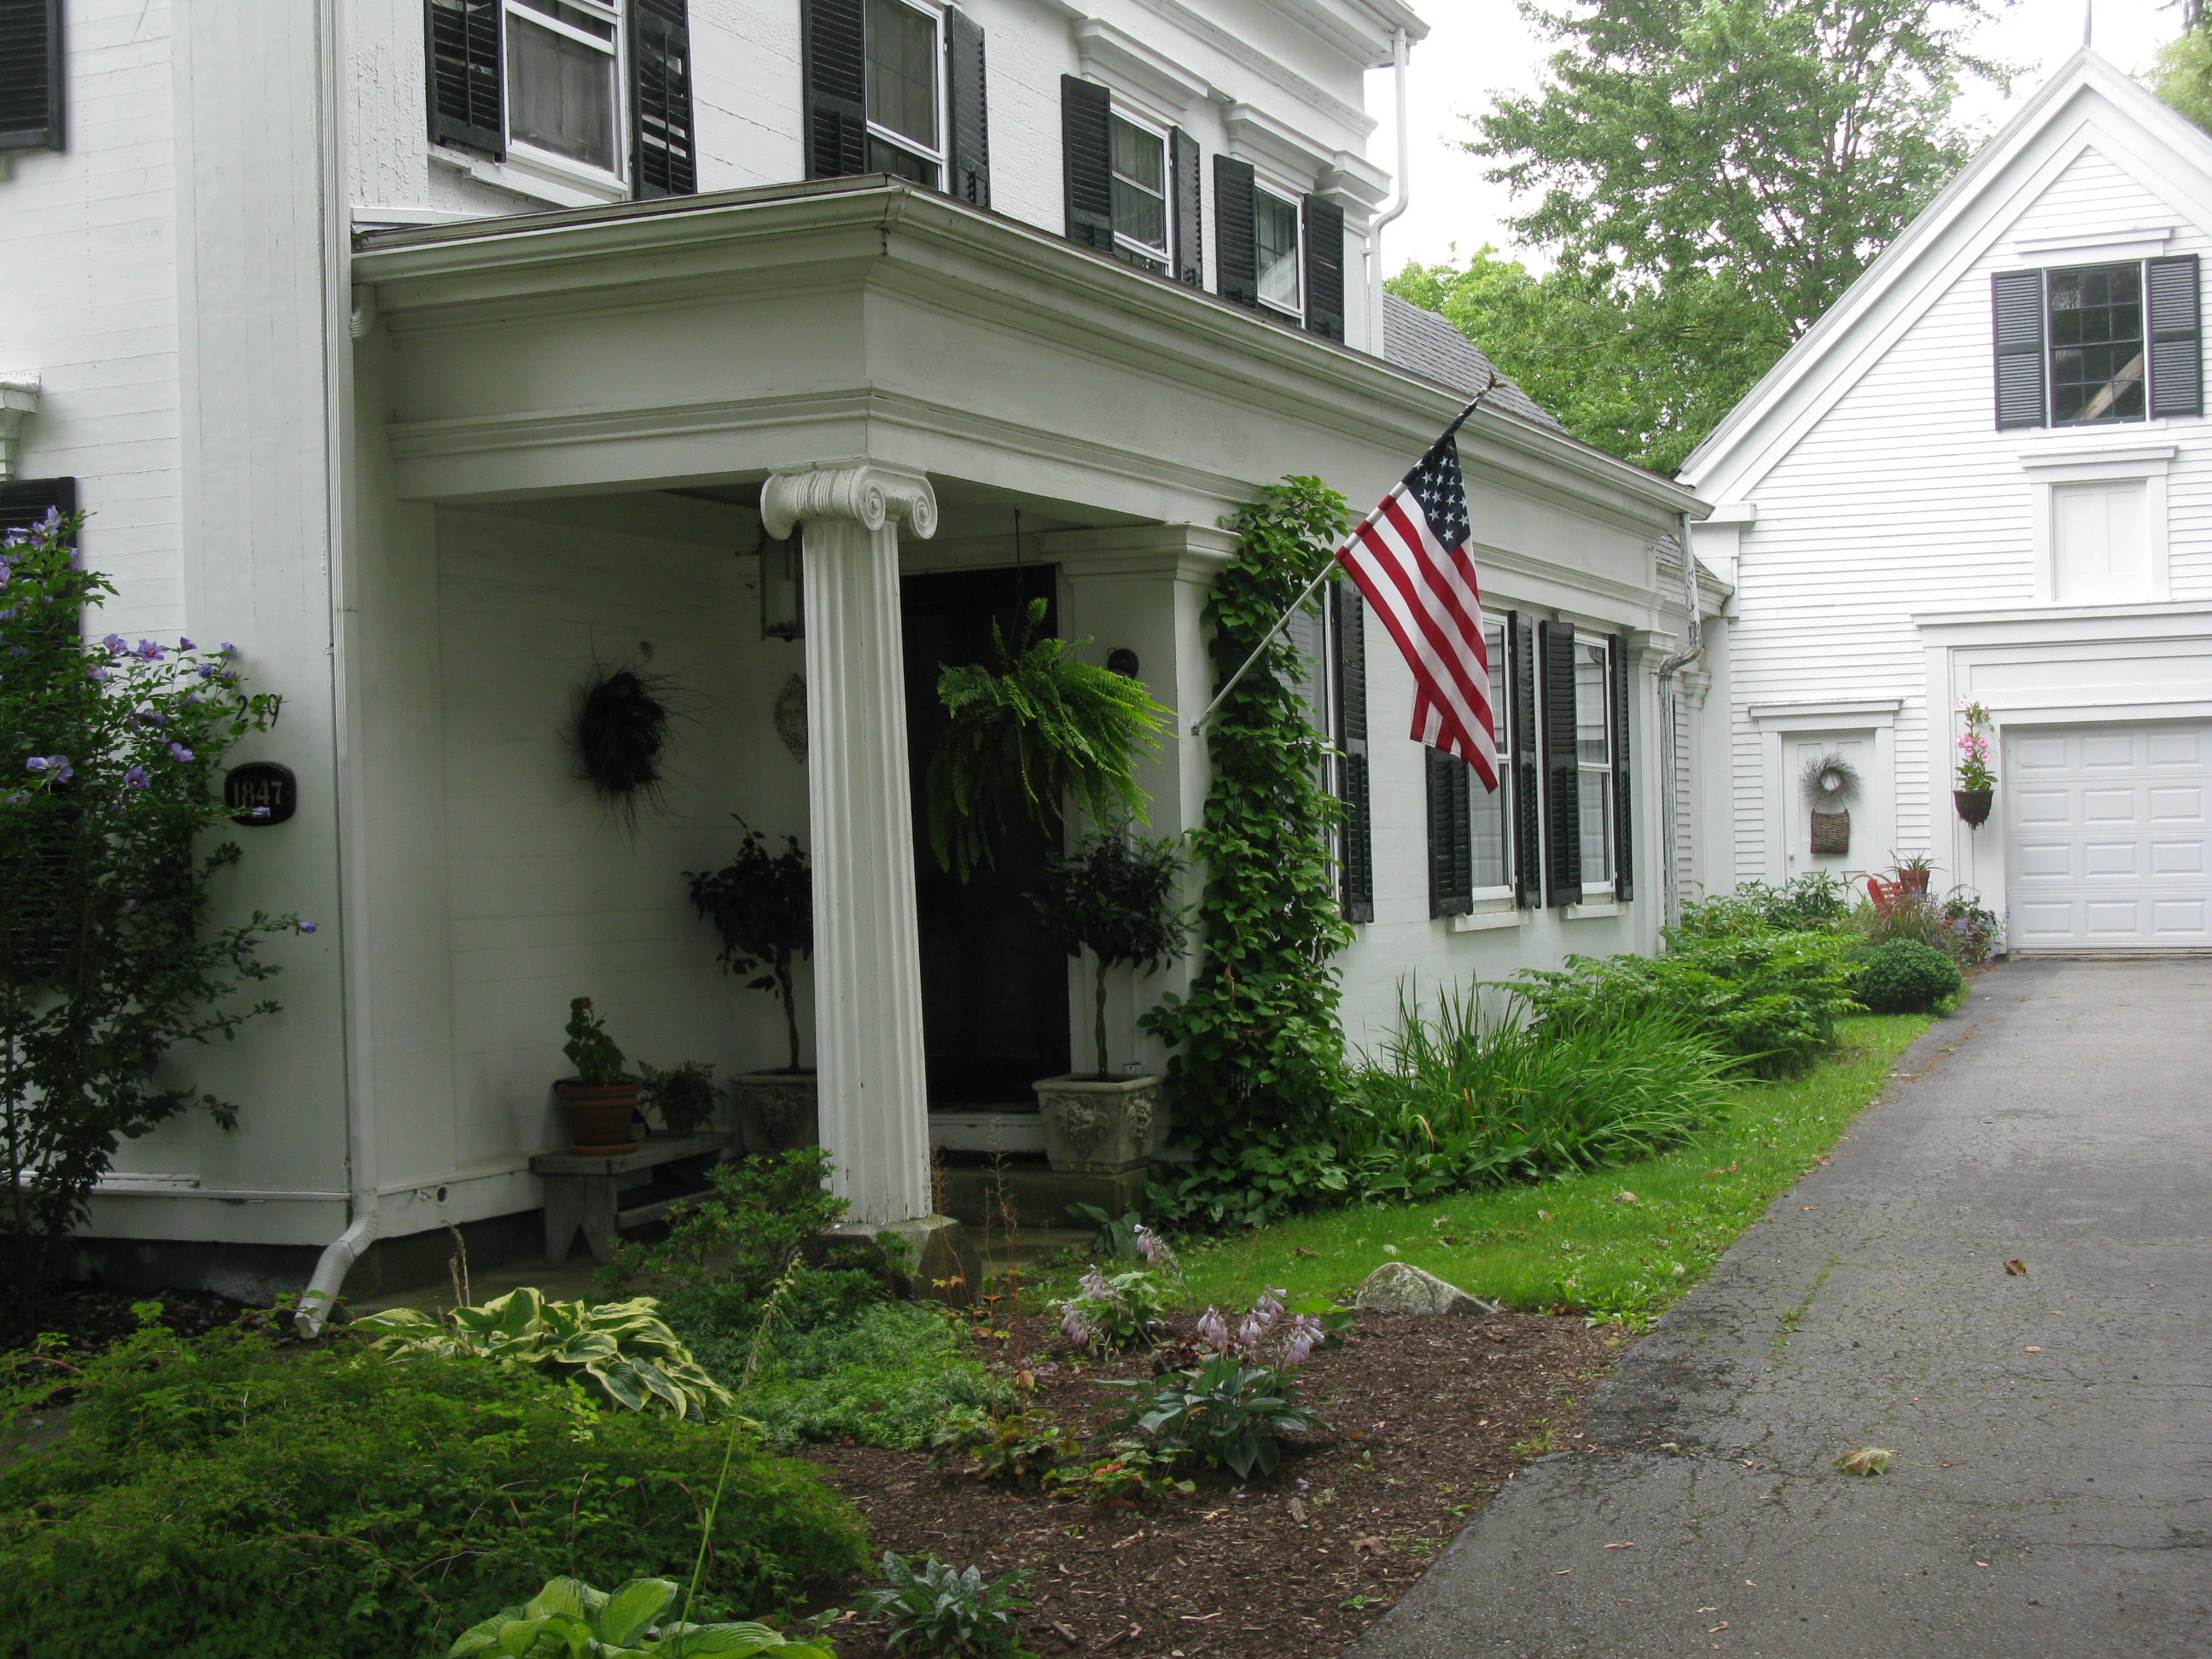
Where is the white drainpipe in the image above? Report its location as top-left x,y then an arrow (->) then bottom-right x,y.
1366,28 -> 1412,352
1654,517 -> 1705,928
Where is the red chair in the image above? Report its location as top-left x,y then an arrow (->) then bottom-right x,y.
1866,876 -> 1904,913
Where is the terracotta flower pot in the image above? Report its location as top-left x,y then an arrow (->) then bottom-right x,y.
1901,869 -> 1931,896
1954,788 -> 1994,829
556,1080 -> 643,1155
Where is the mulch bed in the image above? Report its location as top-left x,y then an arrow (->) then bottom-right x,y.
8,1281 -> 279,1360
804,1307 -> 1624,1659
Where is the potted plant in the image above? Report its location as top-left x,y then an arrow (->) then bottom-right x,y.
688,821 -> 816,1153
637,1059 -> 719,1138
556,998 -> 642,1155
1027,829 -> 1185,1173
925,597 -> 1171,882
1889,852 -> 1936,897
1954,698 -> 1996,828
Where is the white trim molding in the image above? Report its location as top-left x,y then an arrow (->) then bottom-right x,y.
0,373 -> 40,480
2008,222 -> 2176,263
1074,18 -> 1208,121
1748,696 -> 1902,725
2016,442 -> 2174,605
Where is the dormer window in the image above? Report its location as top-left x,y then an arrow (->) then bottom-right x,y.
1994,256 -> 2201,428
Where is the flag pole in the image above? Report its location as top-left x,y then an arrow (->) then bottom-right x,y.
1186,372 -> 1497,739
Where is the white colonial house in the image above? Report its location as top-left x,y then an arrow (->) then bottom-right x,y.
1,0 -> 1708,1304
1683,50 -> 2212,956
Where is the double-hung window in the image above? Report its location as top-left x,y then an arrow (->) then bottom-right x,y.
505,0 -> 621,177
863,0 -> 941,187
1573,636 -> 1615,894
1994,255 -> 2203,428
427,0 -> 697,199
1254,188 -> 1301,317
1110,114 -> 1169,272
1470,620 -> 1514,898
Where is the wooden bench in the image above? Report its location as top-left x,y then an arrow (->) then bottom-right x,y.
531,1132 -> 736,1264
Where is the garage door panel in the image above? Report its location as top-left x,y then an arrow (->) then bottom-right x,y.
2005,721 -> 2212,948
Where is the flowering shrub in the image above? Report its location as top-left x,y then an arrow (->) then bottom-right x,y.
1053,1226 -> 1182,1351
0,510 -> 298,1334
1106,1288 -> 1329,1480
1955,698 -> 1997,790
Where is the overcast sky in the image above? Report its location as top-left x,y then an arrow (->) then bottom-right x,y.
1364,0 -> 2181,276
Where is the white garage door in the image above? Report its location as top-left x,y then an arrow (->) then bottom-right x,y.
2006,722 -> 2212,950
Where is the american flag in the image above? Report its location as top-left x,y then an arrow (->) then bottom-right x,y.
1334,418 -> 1497,789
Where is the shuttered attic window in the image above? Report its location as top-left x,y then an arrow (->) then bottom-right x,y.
1994,255 -> 2202,428
0,0 -> 65,153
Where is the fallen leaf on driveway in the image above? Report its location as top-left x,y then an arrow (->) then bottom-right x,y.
2004,1260 -> 2027,1276
1603,1541 -> 1635,1549
1833,1447 -> 1892,1476
2024,1346 -> 2042,1353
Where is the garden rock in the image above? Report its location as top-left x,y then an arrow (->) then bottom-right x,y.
1355,1261 -> 1495,1315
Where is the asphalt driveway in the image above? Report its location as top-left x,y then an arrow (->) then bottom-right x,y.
1349,958 -> 2211,1659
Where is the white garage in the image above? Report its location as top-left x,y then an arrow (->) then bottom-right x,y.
2005,722 -> 2212,951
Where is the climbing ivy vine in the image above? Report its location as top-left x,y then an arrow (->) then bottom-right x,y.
1142,476 -> 1355,1227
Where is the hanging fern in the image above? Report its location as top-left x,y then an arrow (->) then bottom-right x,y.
925,597 -> 1170,881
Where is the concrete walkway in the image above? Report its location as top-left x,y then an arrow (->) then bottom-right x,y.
1352,959 -> 2211,1659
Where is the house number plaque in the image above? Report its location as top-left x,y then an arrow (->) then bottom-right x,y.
224,761 -> 297,826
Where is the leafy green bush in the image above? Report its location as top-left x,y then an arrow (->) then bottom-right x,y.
446,1575 -> 838,1658
719,1301 -> 995,1452
1052,1266 -> 1175,1352
1340,987 -> 1738,1200
0,1320 -> 867,1657
1108,1353 -> 1323,1481
927,1406 -> 1082,1487
860,1554 -> 1035,1659
350,1287 -> 732,1420
1854,939 -> 1963,1014
1517,930 -> 1858,1079
1843,891 -> 2000,967
1673,872 -> 1850,940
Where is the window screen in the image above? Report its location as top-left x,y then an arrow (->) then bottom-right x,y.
1574,637 -> 1613,887
506,0 -> 619,172
864,0 -> 937,181
1110,116 -> 1167,263
1471,620 -> 1511,891
2050,263 -> 2146,425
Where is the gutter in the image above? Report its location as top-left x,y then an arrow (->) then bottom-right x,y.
1365,27 -> 1411,351
1653,515 -> 1706,929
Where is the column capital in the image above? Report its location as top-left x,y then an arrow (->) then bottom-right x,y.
762,460 -> 938,542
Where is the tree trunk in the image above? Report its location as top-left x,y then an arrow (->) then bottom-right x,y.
1093,954 -> 1110,1080
777,958 -> 802,1072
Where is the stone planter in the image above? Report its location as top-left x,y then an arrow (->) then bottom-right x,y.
1032,1074 -> 1161,1173
1954,788 -> 1994,829
731,1070 -> 818,1155
555,1080 -> 643,1155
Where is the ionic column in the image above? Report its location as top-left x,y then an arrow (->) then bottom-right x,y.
761,461 -> 936,1225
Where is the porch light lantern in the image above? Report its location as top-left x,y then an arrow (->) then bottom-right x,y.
759,527 -> 804,641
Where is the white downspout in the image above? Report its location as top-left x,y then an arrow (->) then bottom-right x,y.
299,0 -> 377,1339
1365,27 -> 1411,354
1653,519 -> 1705,930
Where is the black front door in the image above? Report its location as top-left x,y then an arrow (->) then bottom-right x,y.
901,564 -> 1071,1104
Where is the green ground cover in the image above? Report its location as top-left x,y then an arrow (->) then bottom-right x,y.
1165,1012 -> 1930,1324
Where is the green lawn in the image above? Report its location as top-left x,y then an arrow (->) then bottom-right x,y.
1163,1013 -> 1932,1325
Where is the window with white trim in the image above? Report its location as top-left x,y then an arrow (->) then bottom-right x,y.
864,0 -> 942,187
1254,186 -> 1301,316
1109,114 -> 1169,271
506,0 -> 624,179
1574,635 -> 1615,892
1471,618 -> 1514,897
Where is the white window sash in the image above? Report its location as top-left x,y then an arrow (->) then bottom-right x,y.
504,0 -> 626,186
864,0 -> 946,166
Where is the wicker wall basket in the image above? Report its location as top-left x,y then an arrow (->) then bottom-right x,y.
1809,810 -> 1851,854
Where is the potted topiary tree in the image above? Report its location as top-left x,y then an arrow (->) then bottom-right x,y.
556,998 -> 642,1154
687,821 -> 815,1153
1026,829 -> 1185,1173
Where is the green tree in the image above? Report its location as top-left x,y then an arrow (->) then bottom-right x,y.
1390,252 -> 1786,474
2151,20 -> 2212,132
1433,0 -> 2008,470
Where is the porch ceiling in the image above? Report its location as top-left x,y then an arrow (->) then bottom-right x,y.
352,177 -> 1703,534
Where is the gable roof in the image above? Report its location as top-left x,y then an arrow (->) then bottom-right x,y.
1381,292 -> 1564,429
1679,49 -> 2212,501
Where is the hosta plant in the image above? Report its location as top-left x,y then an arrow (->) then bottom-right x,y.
1109,1348 -> 1326,1481
1052,1266 -> 1173,1352
859,1553 -> 1035,1659
351,1287 -> 734,1420
446,1575 -> 837,1657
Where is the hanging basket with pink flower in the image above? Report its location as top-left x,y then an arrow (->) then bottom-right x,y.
1954,699 -> 1996,828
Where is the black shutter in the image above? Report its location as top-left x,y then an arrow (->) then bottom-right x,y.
630,0 -> 696,200
1170,127 -> 1202,288
1540,620 -> 1580,907
1061,76 -> 1113,248
1427,748 -> 1474,917
803,0 -> 866,179
1610,633 -> 1633,904
1510,611 -> 1542,909
1993,270 -> 2046,430
1214,155 -> 1256,307
425,0 -> 503,157
944,8 -> 990,207
1335,582 -> 1373,923
2149,254 -> 2202,419
0,0 -> 63,153
1302,195 -> 1344,341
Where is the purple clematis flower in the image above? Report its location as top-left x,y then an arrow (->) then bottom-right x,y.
87,667 -> 108,683
167,742 -> 194,764
24,755 -> 49,773
178,636 -> 196,651
297,921 -> 317,934
134,639 -> 162,661
123,765 -> 151,790
196,663 -> 217,679
218,641 -> 238,656
250,805 -> 270,818
103,633 -> 127,655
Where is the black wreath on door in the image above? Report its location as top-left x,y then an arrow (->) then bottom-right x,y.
572,649 -> 696,825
